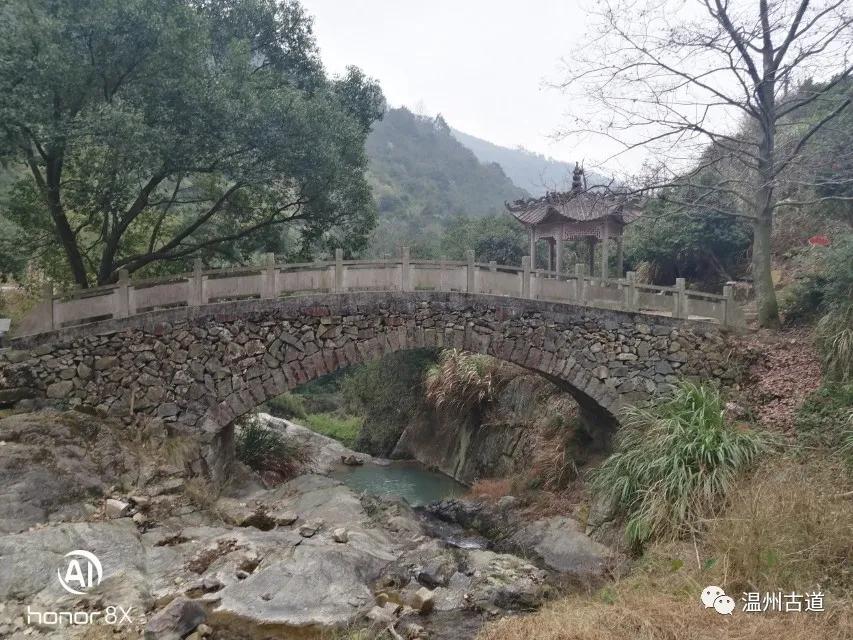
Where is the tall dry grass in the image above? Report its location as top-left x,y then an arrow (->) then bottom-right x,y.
478,457 -> 853,640
703,459 -> 853,593
477,590 -> 851,640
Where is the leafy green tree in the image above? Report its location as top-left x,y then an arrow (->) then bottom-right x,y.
0,0 -> 384,287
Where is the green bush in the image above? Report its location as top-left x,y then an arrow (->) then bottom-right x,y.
303,412 -> 363,449
590,382 -> 767,551
235,415 -> 310,480
796,383 -> 853,457
815,304 -> 853,382
784,234 -> 853,323
341,349 -> 437,456
265,392 -> 307,420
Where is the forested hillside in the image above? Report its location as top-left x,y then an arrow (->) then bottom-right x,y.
451,128 -> 608,195
365,108 -> 527,257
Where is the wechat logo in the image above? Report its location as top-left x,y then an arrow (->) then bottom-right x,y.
701,585 -> 735,615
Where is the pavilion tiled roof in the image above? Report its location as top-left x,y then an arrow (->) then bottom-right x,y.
506,189 -> 640,226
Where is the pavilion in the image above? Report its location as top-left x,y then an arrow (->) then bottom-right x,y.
506,166 -> 641,279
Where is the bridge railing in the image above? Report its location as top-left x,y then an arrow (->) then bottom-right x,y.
14,248 -> 742,336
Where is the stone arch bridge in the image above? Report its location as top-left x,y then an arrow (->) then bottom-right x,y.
0,254 -> 736,479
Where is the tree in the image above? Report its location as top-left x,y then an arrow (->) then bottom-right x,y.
0,0 -> 384,288
559,0 -> 851,327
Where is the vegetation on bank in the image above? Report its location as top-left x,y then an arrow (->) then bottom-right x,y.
235,415 -> 310,482
591,382 -> 767,551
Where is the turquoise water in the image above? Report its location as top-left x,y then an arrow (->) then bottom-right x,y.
330,460 -> 467,506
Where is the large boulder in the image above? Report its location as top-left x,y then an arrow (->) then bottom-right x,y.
507,516 -> 612,581
210,543 -> 392,635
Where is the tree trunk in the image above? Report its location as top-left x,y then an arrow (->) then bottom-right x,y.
45,158 -> 89,289
751,213 -> 780,329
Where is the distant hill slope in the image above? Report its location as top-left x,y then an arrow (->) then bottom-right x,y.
365,108 -> 527,256
451,128 -> 608,196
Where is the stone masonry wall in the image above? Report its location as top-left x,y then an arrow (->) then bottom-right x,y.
0,292 -> 735,479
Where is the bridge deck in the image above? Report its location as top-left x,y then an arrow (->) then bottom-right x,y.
13,249 -> 742,337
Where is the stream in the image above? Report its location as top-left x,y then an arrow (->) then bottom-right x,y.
330,459 -> 467,506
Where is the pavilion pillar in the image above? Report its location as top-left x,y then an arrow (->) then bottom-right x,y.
586,237 -> 596,277
555,234 -> 563,275
546,238 -> 555,272
600,223 -> 610,280
528,227 -> 536,269
616,236 -> 624,278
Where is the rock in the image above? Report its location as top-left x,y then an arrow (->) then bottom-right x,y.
416,556 -> 456,588
46,380 -> 74,398
94,356 -> 118,370
366,604 -> 396,625
408,587 -> 435,615
269,509 -> 298,526
298,521 -> 321,537
465,550 -> 548,612
105,498 -> 131,518
0,387 -> 36,407
144,597 -> 206,640
341,454 -> 364,466
196,623 -> 213,637
508,516 -> 611,581
211,544 -> 392,633
332,527 -> 349,543
132,512 -> 148,526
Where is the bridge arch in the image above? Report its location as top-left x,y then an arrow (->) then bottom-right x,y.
0,292 -> 729,480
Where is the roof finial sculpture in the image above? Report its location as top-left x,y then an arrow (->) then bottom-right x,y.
571,163 -> 584,193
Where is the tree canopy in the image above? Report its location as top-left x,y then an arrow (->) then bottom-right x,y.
0,0 -> 384,287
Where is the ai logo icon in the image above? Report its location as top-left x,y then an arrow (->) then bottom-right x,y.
57,550 -> 103,595
701,585 -> 735,615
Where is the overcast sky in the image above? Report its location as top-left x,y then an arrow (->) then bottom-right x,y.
299,0 -> 615,168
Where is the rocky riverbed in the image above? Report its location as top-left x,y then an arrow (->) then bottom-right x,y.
0,409 -> 615,639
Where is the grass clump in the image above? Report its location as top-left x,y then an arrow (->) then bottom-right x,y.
303,412 -> 363,449
425,349 -> 507,413
591,382 -> 766,551
235,415 -> 310,481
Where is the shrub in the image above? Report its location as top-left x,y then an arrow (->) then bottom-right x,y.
796,382 -> 853,456
425,349 -> 507,413
341,349 -> 437,456
590,382 -> 767,550
815,304 -> 853,382
265,392 -> 307,420
235,415 -> 310,480
303,412 -> 363,449
784,234 -> 853,323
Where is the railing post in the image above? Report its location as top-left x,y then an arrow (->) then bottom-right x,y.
722,284 -> 734,328
465,249 -> 476,293
116,269 -> 130,319
623,271 -> 637,312
575,263 -> 587,304
401,246 -> 411,292
262,252 -> 277,299
190,258 -> 205,307
521,255 -> 531,298
334,248 -> 344,293
42,282 -> 55,331
673,277 -> 686,319
439,256 -> 448,292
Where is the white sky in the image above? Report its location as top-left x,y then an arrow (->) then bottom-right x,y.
299,0 -> 620,169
